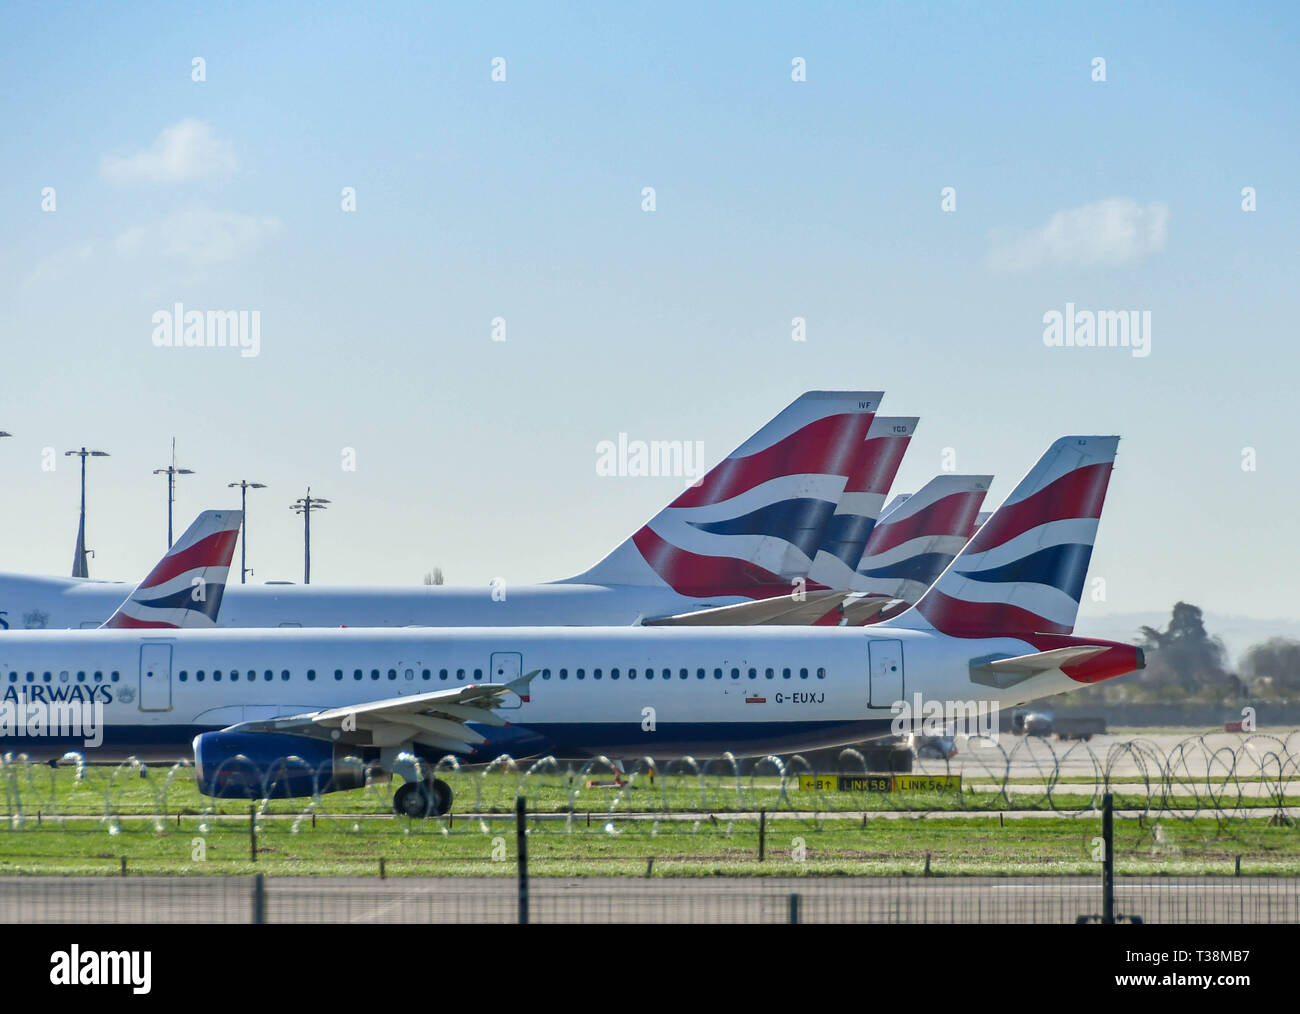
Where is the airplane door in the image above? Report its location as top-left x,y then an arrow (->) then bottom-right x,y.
139,643 -> 173,712
489,651 -> 523,708
868,639 -> 904,709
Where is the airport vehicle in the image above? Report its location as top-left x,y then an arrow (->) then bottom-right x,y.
0,436 -> 1142,817
1053,716 -> 1106,741
0,392 -> 882,631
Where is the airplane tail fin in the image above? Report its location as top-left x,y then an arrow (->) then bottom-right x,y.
564,392 -> 883,597
880,437 -> 1118,637
850,473 -> 993,607
102,510 -> 243,629
804,416 -> 919,589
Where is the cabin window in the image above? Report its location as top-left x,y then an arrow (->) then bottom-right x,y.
308,669 -> 317,682
25,672 -> 34,683
231,671 -> 240,682
439,669 -> 449,680
354,669 -> 363,681
474,668 -> 483,679
731,668 -> 740,680
6,672 -> 14,683
94,671 -> 103,682
765,668 -> 775,680
593,669 -> 602,680
542,668 -> 551,680
196,671 -> 205,682
111,670 -> 120,682
800,667 -> 809,680
668,669 -> 675,680
213,671 -> 223,682
388,668 -> 397,681
422,669 -> 431,681
76,671 -> 86,683
748,668 -> 757,679
817,667 -> 826,679
456,669 -> 466,680
559,668 -> 568,680
628,668 -> 636,680
576,669 -> 585,680
42,672 -> 51,683
263,670 -> 272,682
179,671 -> 188,682
335,670 -> 344,681
610,668 -> 619,680
782,668 -> 791,680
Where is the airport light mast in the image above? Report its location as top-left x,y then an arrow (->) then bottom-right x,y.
152,438 -> 195,549
227,479 -> 266,583
64,447 -> 110,578
290,488 -> 330,584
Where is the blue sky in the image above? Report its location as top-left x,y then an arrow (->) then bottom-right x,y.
1,1 -> 1296,624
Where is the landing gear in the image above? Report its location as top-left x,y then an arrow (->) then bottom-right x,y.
393,778 -> 454,818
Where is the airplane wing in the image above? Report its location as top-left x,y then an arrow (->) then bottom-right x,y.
969,646 -> 1110,689
642,590 -> 850,626
226,673 -> 538,753
838,593 -> 896,626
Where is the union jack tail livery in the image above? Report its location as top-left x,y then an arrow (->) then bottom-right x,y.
841,473 -> 993,624
102,510 -> 243,629
883,436 -> 1118,637
804,415 -> 919,590
567,392 -> 882,598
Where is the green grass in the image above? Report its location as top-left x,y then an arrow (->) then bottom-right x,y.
1,813 -> 1297,877
3,764 -> 1298,877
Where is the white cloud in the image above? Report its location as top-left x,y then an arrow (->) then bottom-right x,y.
101,119 -> 238,184
23,241 -> 95,287
115,206 -> 281,268
987,198 -> 1169,271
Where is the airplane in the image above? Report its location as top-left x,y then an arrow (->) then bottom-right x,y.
0,391 -> 882,631
834,473 -> 993,625
0,435 -> 1142,818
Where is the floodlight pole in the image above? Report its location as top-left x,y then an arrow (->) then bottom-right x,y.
64,446 -> 110,578
153,438 -> 195,548
290,488 -> 330,584
228,480 -> 267,583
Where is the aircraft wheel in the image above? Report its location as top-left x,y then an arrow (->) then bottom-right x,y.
431,778 -> 453,816
394,781 -> 432,818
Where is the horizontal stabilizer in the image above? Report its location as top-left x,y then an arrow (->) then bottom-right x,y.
969,645 -> 1110,689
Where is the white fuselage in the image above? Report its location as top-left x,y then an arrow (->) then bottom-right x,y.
0,574 -> 740,631
0,624 -> 1081,763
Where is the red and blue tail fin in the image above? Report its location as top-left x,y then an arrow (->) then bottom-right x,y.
804,416 -> 919,590
882,436 -> 1118,637
565,392 -> 883,597
852,473 -> 993,605
102,510 -> 243,629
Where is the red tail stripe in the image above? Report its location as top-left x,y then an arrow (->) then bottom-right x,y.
103,614 -> 179,629
851,434 -> 911,495
916,588 -> 1072,638
631,527 -> 827,599
963,463 -> 1112,555
668,413 -> 873,509
863,490 -> 985,557
139,529 -> 240,590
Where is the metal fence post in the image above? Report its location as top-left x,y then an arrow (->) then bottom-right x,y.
1102,792 -> 1114,925
759,807 -> 766,862
789,893 -> 800,924
516,796 -> 529,925
249,805 -> 257,863
252,873 -> 265,925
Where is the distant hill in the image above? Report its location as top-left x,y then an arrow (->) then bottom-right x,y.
1076,610 -> 1300,668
